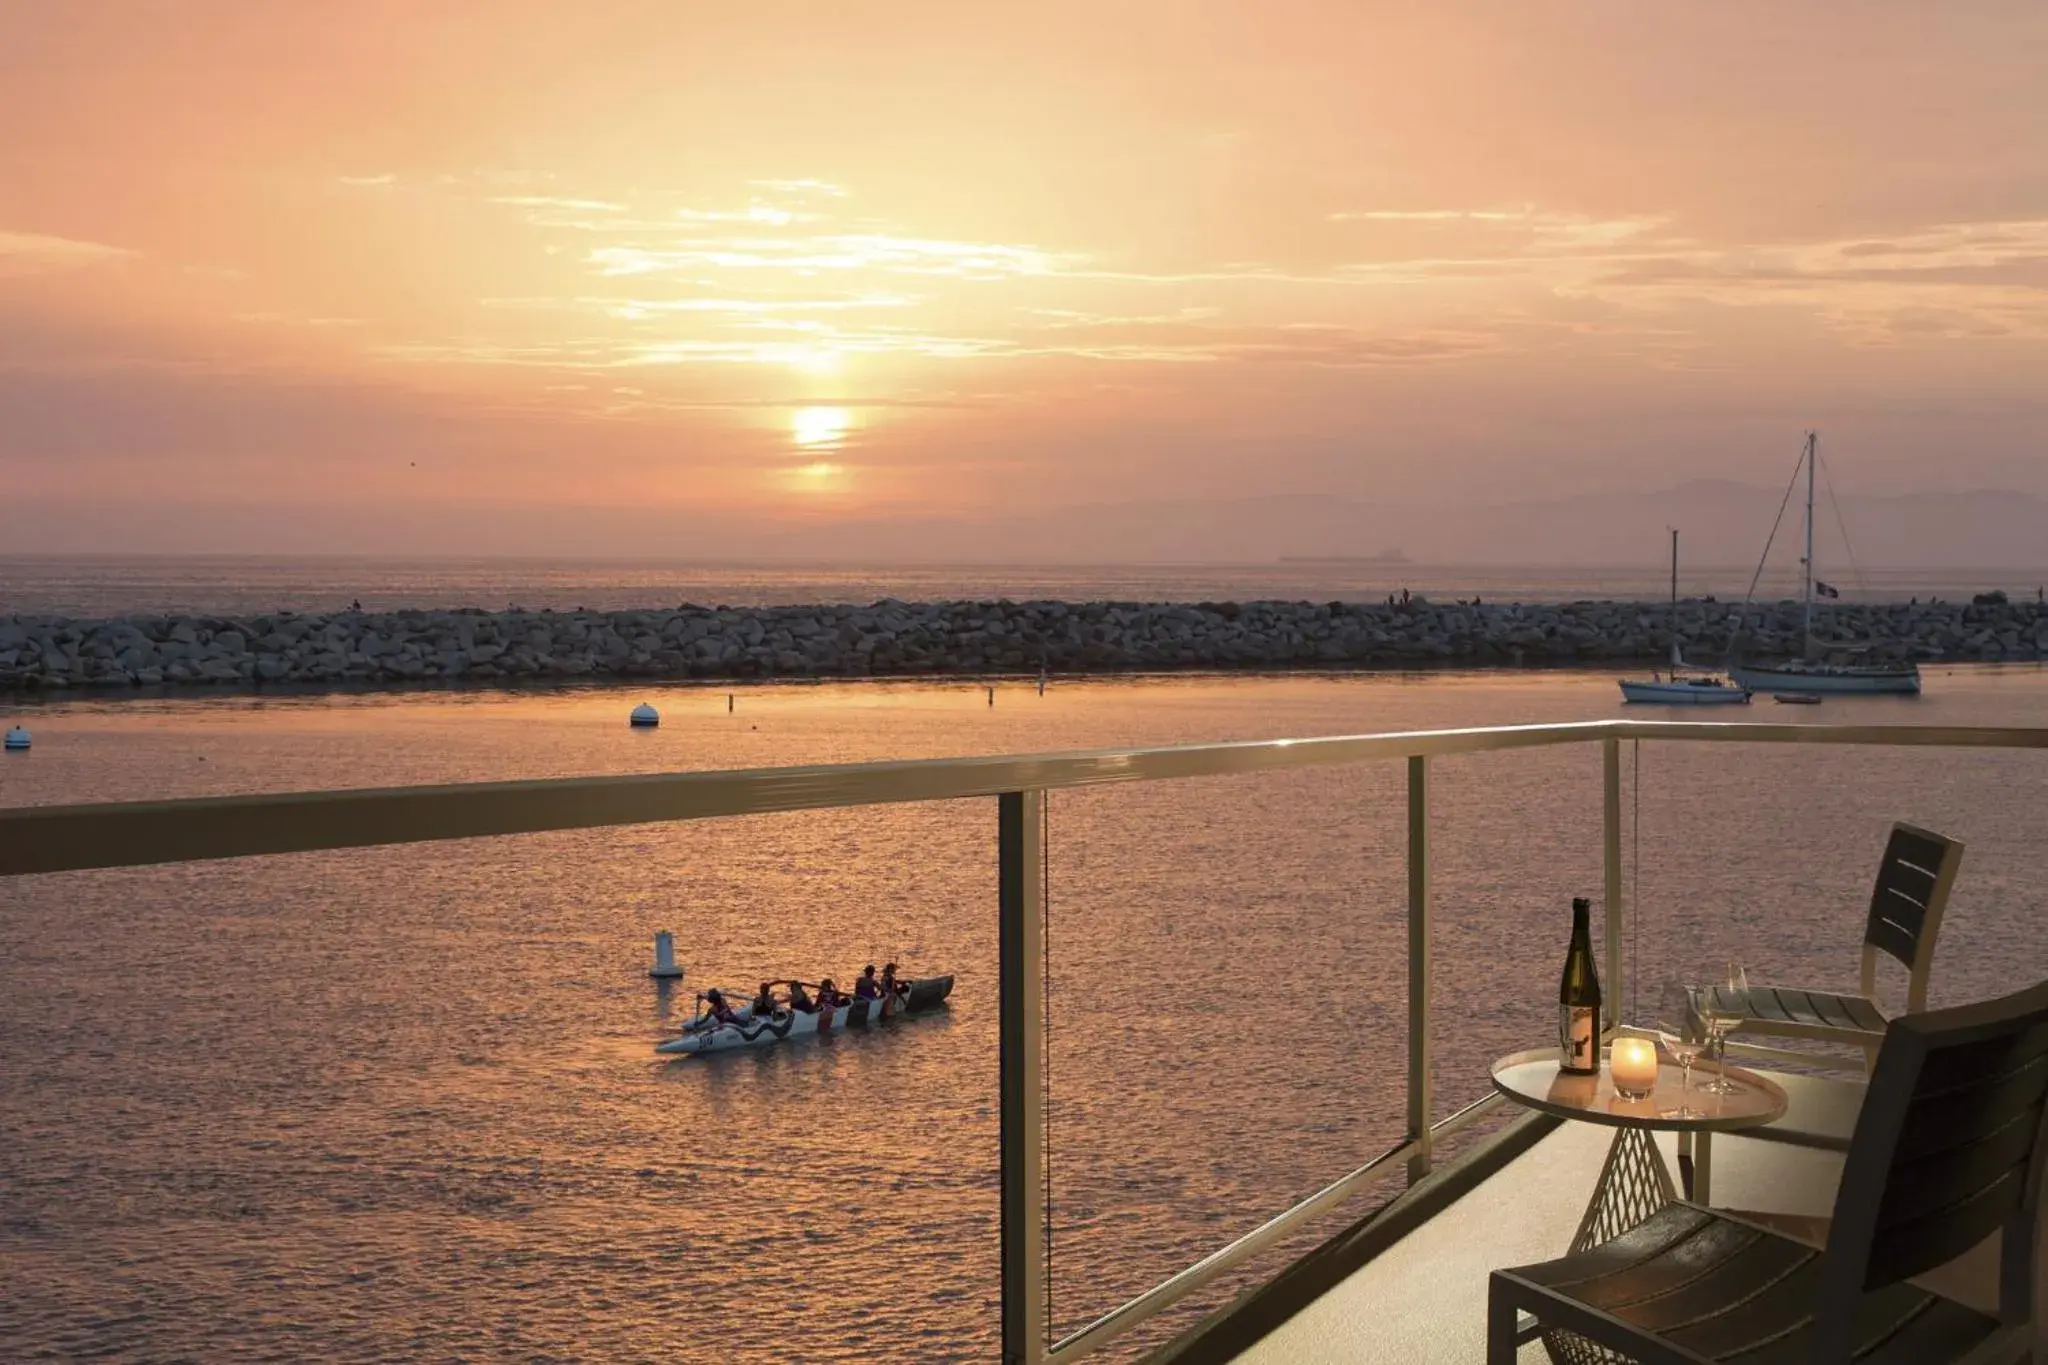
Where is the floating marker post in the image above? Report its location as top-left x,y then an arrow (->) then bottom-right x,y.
649,931 -> 684,979
987,686 -> 995,707
727,693 -> 734,713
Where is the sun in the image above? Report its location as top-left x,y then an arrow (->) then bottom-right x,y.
790,406 -> 851,449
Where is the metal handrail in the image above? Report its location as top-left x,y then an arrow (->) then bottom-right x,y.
2,721 -> 2042,878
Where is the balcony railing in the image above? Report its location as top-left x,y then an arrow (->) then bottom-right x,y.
4,718 -> 2045,1363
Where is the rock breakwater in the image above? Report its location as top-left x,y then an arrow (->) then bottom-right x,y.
1,598 -> 2043,692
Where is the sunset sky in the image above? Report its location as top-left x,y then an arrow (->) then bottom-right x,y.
2,2 -> 2044,558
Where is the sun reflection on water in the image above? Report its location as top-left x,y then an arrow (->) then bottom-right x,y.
783,460 -> 846,493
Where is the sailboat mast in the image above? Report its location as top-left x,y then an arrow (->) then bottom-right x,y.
1802,431 -> 1817,654
1669,527 -> 1681,670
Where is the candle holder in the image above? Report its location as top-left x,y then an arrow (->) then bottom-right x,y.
1609,1036 -> 1659,1101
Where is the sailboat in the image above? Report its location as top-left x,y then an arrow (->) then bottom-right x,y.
1618,529 -> 1751,705
1726,433 -> 1921,696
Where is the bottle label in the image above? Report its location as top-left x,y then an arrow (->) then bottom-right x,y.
1560,1005 -> 1598,1073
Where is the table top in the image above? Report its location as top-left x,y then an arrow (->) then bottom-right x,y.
1491,1044 -> 1790,1134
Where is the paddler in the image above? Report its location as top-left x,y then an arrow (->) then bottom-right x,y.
786,979 -> 815,1013
878,962 -> 905,1018
702,988 -> 741,1026
854,965 -> 883,1000
815,978 -> 843,1032
751,981 -> 780,1018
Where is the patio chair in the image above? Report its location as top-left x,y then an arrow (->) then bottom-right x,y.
1697,822 -> 1965,1073
1487,975 -> 2048,1365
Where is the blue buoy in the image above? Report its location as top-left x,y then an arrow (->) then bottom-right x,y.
2,725 -> 27,751
629,703 -> 659,728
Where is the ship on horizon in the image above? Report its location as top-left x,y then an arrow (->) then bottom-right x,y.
1276,549 -> 1412,566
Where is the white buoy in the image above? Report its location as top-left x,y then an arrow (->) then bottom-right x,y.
629,702 -> 660,728
2,725 -> 28,751
649,930 -> 684,979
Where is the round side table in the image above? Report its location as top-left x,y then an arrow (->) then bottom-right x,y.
1491,1044 -> 1788,1365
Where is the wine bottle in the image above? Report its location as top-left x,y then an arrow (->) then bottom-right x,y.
1558,896 -> 1601,1074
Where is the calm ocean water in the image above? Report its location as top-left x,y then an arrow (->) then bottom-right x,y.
4,667 -> 2047,1361
1,555 -> 2041,617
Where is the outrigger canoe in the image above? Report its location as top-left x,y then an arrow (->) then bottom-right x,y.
656,976 -> 954,1055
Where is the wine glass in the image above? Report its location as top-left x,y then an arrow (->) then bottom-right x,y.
1657,982 -> 1706,1119
1695,963 -> 1748,1095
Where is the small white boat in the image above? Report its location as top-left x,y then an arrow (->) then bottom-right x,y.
657,976 -> 954,1055
1732,660 -> 1920,695
1619,674 -> 1752,705
1620,529 -> 1751,705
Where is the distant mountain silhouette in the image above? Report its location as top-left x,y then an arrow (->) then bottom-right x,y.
5,483 -> 2041,565
1437,482 -> 2047,567
967,483 -> 2048,568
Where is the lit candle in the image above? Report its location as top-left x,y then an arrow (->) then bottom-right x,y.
1609,1036 -> 1659,1100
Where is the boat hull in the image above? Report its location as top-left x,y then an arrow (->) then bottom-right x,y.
1618,680 -> 1751,705
657,975 -> 954,1055
1729,665 -> 1920,695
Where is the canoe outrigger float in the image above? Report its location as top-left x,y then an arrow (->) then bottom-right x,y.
657,976 -> 955,1055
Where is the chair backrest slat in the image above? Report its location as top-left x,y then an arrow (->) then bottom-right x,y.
1819,979 -> 2048,1348
1860,824 -> 1958,967
1894,1039 -> 2048,1161
1879,1114 -> 2039,1233
1859,823 -> 1964,1011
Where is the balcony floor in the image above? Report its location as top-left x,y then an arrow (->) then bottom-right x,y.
1227,1116 -> 2014,1365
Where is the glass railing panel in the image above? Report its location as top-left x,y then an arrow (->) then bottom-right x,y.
1629,732 -> 2048,1030
1427,744 -> 1608,1119
0,801 -> 1005,1361
1039,764 -> 1409,1357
